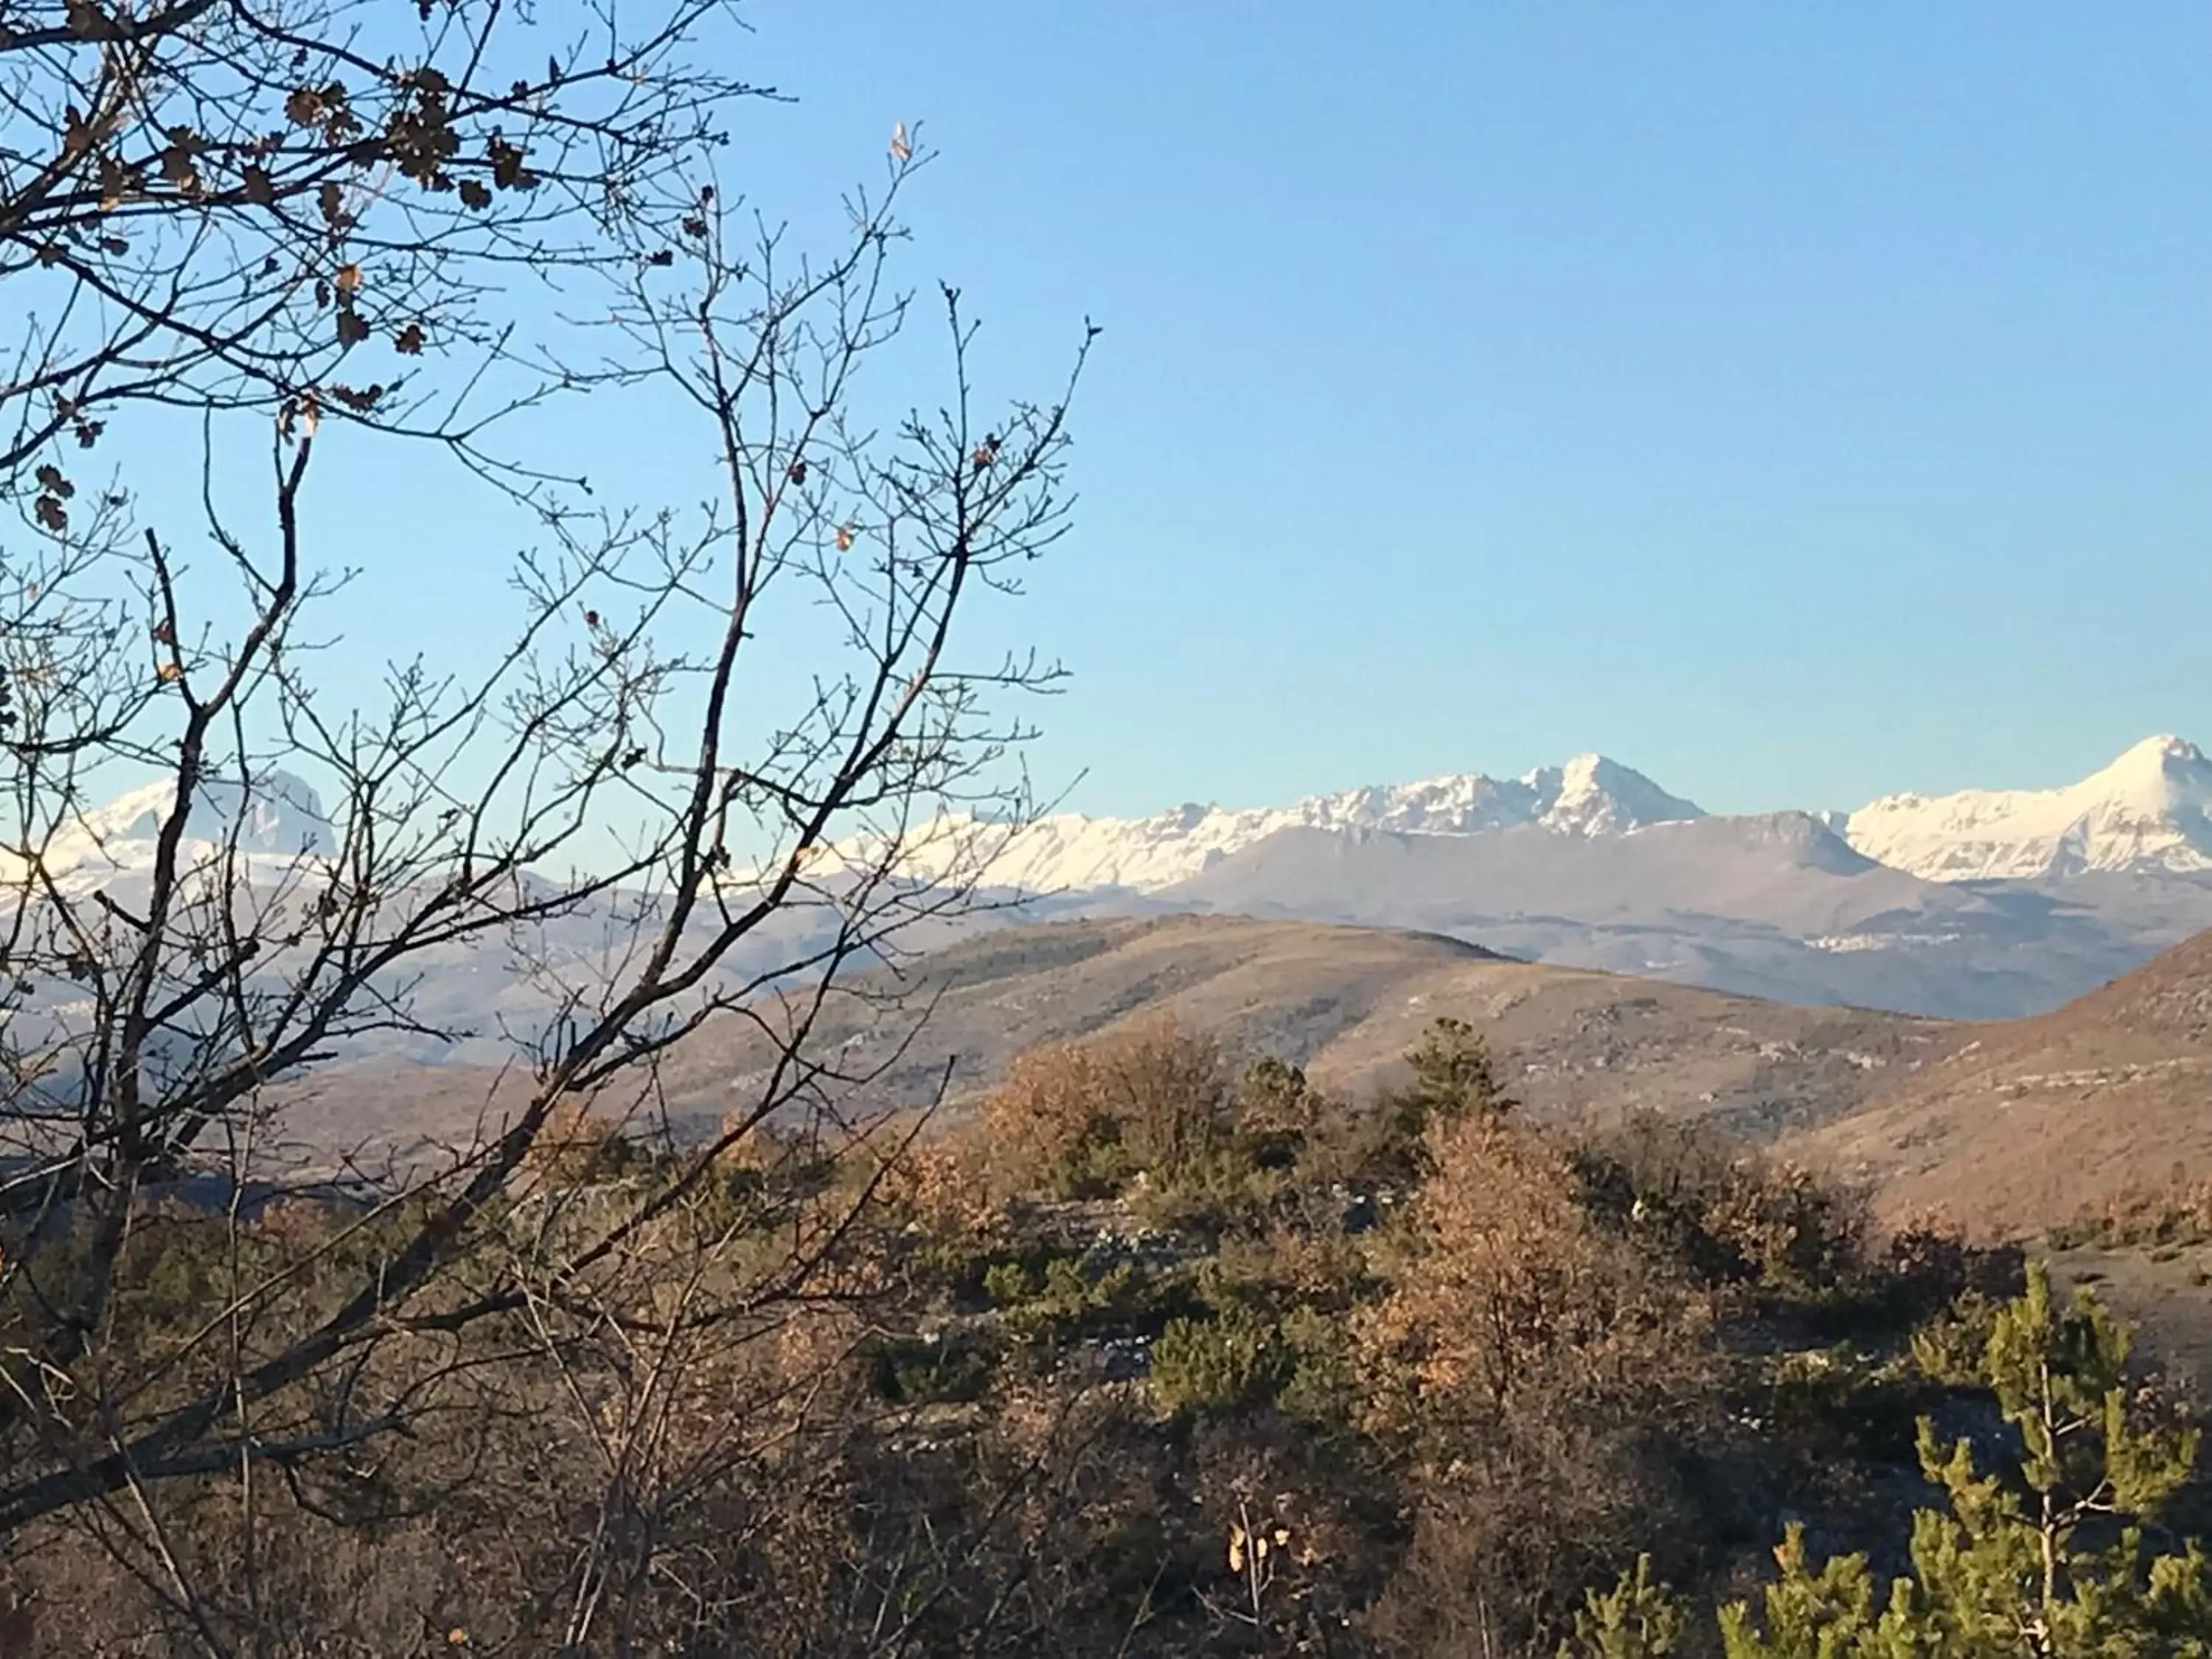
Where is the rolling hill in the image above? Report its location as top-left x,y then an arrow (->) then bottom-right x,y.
1788,928 -> 2212,1236
637,913 -> 1957,1144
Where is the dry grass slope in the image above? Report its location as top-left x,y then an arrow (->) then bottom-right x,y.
262,914 -> 1960,1173
650,914 -> 1955,1139
1791,928 -> 2212,1237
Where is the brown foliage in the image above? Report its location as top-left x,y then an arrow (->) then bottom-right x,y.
0,1004 -> 2031,1657
1363,1114 -> 1717,1430
979,1018 -> 1235,1197
524,1096 -> 640,1184
1358,1110 -> 1729,1652
2049,1175 -> 2212,1250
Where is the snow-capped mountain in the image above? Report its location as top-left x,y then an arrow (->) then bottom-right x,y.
15,736 -> 2212,1041
68,771 -> 333,858
49,737 -> 2210,902
1843,736 -> 2212,882
877,754 -> 1706,896
5,770 -> 335,889
873,735 -> 2212,900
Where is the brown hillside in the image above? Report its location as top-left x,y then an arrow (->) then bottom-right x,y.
644,913 -> 1953,1138
1790,928 -> 2212,1237
265,914 -> 1957,1169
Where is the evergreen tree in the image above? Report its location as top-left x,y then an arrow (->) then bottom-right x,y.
1391,1016 -> 1512,1155
1719,1262 -> 2212,1658
1563,1554 -> 1688,1658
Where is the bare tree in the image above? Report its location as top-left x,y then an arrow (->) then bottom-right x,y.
0,0 -> 1093,1641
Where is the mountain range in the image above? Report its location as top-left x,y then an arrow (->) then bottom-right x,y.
866,734 -> 2212,1020
883,733 -> 2212,896
17,736 -> 2212,1052
31,747 -> 2212,1279
1846,735 -> 2212,880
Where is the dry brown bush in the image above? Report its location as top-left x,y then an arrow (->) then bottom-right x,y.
2048,1175 -> 2212,1249
1357,1111 -> 1728,1653
523,1095 -> 641,1186
1096,1019 -> 1237,1178
1704,1156 -> 1868,1291
712,1108 -> 793,1175
980,1036 -> 1110,1194
979,1018 -> 1235,1197
1362,1115 -> 1716,1430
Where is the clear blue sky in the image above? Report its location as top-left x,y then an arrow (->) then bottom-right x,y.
317,4 -> 2212,819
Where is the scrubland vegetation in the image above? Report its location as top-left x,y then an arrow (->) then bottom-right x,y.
10,1015 -> 2211,1656
6,0 -> 2202,1649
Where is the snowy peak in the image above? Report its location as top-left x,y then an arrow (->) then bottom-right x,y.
1287,755 -> 1703,841
36,737 -> 2212,905
2087,734 -> 2211,797
1528,753 -> 1706,837
872,755 -> 1705,896
1844,735 -> 2212,882
27,771 -> 335,885
72,771 -> 333,856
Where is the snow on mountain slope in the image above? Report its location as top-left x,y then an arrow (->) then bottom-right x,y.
4,771 -> 335,889
69,771 -> 332,857
864,754 -> 1706,897
1845,736 -> 2212,882
30,738 -> 2212,901
1139,813 -> 2118,1019
10,740 -> 2212,1044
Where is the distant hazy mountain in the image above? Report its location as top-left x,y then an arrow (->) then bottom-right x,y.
1132,812 -> 2196,1020
21,738 -> 2212,1043
838,737 -> 2211,903
852,753 -> 1706,895
888,734 -> 2212,1020
0,769 -> 959,1071
1844,735 -> 2212,881
1,769 -> 335,891
69,770 -> 335,855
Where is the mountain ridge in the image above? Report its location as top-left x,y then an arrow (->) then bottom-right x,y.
1845,735 -> 2212,881
636,912 -> 1953,1142
859,751 -> 1708,897
20,739 -> 2212,1047
5,768 -> 334,889
831,734 -> 2212,901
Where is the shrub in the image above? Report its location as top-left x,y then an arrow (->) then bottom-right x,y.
1571,1112 -> 1871,1299
1151,1304 -> 1287,1414
1276,1302 -> 1361,1430
2048,1178 -> 2212,1251
863,1329 -> 999,1405
1705,1158 -> 1866,1294
978,1019 -> 1237,1200
873,1138 -> 1012,1291
1094,1019 -> 1238,1186
1004,1257 -> 1140,1343
1402,1016 -> 1514,1127
1765,1344 -> 1930,1462
1359,1110 -> 1731,1652
979,1038 -> 1125,1197
1362,1114 -> 1718,1435
524,1097 -> 644,1184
